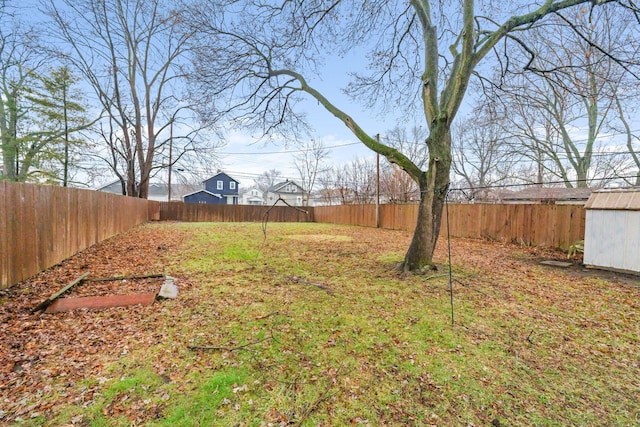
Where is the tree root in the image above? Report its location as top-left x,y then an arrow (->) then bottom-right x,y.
396,262 -> 438,275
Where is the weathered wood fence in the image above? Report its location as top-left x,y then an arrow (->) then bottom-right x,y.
0,182 -> 158,289
1,180 -> 586,289
314,203 -> 585,250
159,202 -> 313,223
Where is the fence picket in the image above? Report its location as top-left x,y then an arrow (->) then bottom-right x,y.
0,182 -> 152,289
1,181 -> 585,289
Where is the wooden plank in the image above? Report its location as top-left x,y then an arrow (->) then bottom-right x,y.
32,272 -> 90,313
0,182 -> 7,288
45,293 -> 156,313
86,273 -> 164,282
24,184 -> 39,279
13,184 -> 27,284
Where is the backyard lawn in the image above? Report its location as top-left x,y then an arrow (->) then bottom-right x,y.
1,222 -> 639,426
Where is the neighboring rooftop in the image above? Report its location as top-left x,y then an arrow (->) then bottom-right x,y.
502,187 -> 592,202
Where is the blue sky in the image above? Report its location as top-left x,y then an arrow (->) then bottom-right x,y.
212,49 -> 420,188
11,0 -> 418,189
216,98 -> 401,187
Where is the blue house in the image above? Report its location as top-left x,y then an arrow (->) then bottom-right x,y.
183,172 -> 239,204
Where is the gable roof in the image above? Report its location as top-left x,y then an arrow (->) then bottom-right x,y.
96,180 -> 123,193
203,172 -> 238,184
268,180 -> 305,194
182,189 -> 223,199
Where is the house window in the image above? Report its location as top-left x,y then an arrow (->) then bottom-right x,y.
230,181 -> 236,190
296,196 -> 302,206
217,180 -> 223,190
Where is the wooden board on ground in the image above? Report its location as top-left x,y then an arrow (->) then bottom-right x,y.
32,272 -> 90,313
540,260 -> 573,268
45,293 -> 156,313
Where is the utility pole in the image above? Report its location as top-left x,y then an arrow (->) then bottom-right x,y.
168,120 -> 173,202
376,133 -> 380,228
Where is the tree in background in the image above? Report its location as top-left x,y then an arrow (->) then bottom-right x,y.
293,138 -> 330,205
28,66 -> 92,186
380,127 -> 427,203
315,158 -> 376,205
451,106 -> 521,200
489,6 -> 640,188
47,0 -> 212,198
0,18 -> 40,181
0,23 -> 85,182
190,1 -> 638,271
254,169 -> 283,194
612,94 -> 640,186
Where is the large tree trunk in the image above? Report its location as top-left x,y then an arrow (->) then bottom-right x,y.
400,124 -> 452,272
1,92 -> 19,181
1,140 -> 17,180
576,170 -> 588,187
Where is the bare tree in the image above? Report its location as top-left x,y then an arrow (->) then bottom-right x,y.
0,27 -> 33,180
293,138 -> 330,205
254,169 -> 282,194
345,157 -> 377,204
490,6 -> 639,188
315,158 -> 376,205
316,168 -> 341,206
610,83 -> 640,186
46,0 -> 214,198
190,0 -> 639,272
451,106 -> 521,200
380,126 -> 427,203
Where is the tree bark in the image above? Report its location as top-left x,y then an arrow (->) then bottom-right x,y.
400,122 -> 451,272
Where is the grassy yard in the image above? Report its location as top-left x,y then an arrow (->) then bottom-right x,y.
2,222 -> 639,426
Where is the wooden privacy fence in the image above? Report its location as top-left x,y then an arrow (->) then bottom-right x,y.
1,183 -> 585,289
314,203 -> 585,250
159,201 -> 313,223
0,182 -> 157,289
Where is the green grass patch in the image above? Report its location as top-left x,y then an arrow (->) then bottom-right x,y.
38,222 -> 640,426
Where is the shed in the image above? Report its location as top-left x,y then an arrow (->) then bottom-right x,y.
583,188 -> 640,274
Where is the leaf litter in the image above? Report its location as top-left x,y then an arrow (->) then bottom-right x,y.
0,221 -> 638,425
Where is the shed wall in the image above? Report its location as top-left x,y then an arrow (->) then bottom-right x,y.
584,209 -> 640,273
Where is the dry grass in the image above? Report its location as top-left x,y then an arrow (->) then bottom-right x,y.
1,222 -> 639,426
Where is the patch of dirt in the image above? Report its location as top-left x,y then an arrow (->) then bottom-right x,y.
518,248 -> 640,287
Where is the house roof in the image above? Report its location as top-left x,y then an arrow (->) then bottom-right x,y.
203,172 -> 238,184
97,181 -> 200,200
585,188 -> 640,211
268,180 -> 305,194
501,187 -> 592,201
147,183 -> 200,197
96,180 -> 122,192
182,189 -> 223,199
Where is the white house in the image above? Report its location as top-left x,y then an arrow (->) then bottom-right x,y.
265,180 -> 306,206
241,187 -> 265,205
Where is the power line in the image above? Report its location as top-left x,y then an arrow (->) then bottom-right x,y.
218,141 -> 361,156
